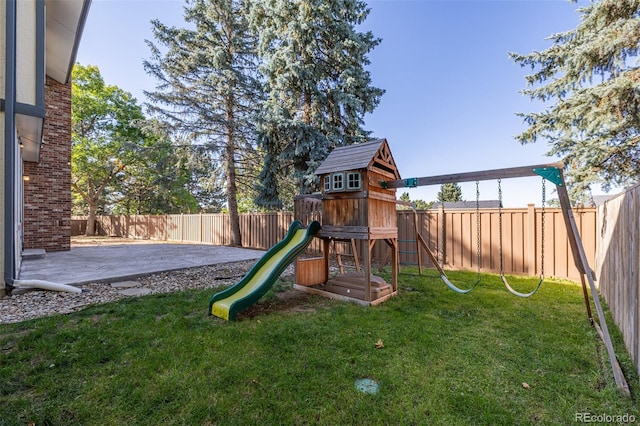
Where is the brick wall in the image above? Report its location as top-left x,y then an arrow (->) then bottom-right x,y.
22,76 -> 71,251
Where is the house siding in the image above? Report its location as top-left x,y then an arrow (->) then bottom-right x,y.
16,0 -> 37,105
1,0 -> 6,284
0,114 -> 5,283
22,76 -> 71,251
0,0 -> 5,93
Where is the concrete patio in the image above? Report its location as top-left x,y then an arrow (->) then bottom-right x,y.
17,242 -> 265,287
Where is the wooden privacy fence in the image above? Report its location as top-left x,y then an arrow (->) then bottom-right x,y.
596,183 -> 640,378
388,205 -> 596,282
73,213 -> 297,249
72,205 -> 596,282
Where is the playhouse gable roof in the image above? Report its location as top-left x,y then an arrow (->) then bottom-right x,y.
314,139 -> 401,179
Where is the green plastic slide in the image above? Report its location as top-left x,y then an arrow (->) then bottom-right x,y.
209,220 -> 321,321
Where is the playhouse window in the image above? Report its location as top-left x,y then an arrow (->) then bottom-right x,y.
324,175 -> 331,192
347,172 -> 361,190
332,173 -> 344,191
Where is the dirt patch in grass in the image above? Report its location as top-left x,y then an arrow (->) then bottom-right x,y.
236,288 -> 320,319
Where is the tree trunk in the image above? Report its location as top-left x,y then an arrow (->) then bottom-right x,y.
86,201 -> 98,236
225,100 -> 242,247
226,153 -> 242,247
296,88 -> 313,194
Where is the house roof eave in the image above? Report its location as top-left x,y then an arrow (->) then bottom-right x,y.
45,0 -> 92,84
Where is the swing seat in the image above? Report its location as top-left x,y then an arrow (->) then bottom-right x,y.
500,274 -> 544,298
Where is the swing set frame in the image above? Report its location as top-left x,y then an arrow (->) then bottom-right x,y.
382,162 -> 630,396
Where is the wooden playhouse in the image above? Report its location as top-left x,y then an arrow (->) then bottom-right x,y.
294,138 -> 399,305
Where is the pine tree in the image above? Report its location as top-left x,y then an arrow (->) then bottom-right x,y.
437,183 -> 463,203
511,0 -> 640,200
251,0 -> 384,207
397,192 -> 411,210
144,0 -> 262,246
413,199 -> 432,210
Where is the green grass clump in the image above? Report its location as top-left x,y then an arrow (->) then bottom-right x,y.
0,269 -> 638,425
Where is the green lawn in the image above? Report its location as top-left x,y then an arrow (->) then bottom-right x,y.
1,268 -> 638,425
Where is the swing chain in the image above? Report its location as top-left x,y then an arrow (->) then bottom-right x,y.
540,177 -> 546,279
439,203 -> 444,266
497,177 -> 546,298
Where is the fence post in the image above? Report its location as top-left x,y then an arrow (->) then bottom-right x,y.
438,204 -> 445,265
527,203 -> 536,276
277,211 -> 282,238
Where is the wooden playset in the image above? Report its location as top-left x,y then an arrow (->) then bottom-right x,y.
291,138 -> 628,395
294,138 -> 400,305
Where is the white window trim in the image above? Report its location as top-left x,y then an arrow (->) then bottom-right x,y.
332,173 -> 344,191
346,172 -> 361,190
324,175 -> 331,192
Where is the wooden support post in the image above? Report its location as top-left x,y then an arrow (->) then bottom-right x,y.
556,173 -> 630,397
579,274 -> 593,322
333,240 -> 345,274
390,239 -> 398,292
382,238 -> 399,293
556,186 -> 590,313
322,238 -> 330,284
413,210 -> 422,275
417,231 -> 447,277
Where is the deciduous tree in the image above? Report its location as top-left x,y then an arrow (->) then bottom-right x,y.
71,65 -> 147,235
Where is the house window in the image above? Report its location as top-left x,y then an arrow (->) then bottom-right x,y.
332,173 -> 344,191
347,172 -> 361,190
324,175 -> 331,192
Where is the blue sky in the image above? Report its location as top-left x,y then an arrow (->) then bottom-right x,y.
76,0 -> 599,207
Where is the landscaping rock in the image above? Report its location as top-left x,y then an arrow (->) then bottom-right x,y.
110,280 -> 142,289
0,259 -> 278,324
117,288 -> 152,296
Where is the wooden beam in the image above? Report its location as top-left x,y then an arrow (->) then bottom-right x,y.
321,190 -> 368,200
367,190 -> 397,203
293,284 -> 398,306
322,239 -> 330,286
417,231 -> 446,276
383,162 -> 565,188
318,226 -> 398,240
412,210 -> 423,275
556,169 -> 630,397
